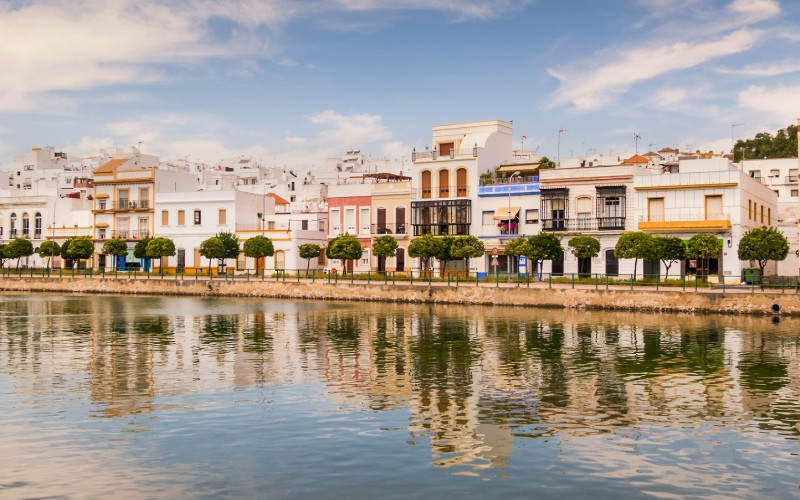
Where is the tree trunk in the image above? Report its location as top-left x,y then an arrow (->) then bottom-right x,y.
306,258 -> 311,277
633,258 -> 638,280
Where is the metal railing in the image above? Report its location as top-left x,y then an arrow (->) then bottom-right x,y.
1,267 -> 797,295
541,217 -> 627,231
109,230 -> 151,239
372,223 -> 408,235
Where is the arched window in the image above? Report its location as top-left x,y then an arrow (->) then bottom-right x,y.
10,213 -> 16,237
576,197 -> 592,230
22,212 -> 30,237
438,169 -> 450,198
420,170 -> 431,199
34,212 -> 42,239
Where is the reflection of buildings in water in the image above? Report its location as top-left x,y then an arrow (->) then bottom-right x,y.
4,297 -> 800,467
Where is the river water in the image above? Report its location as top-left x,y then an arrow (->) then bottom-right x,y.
1,294 -> 799,499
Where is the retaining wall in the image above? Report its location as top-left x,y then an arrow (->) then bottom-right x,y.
0,277 -> 797,316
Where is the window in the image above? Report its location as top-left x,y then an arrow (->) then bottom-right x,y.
774,190 -> 780,197
360,207 -> 370,235
360,249 -> 370,266
118,189 -> 129,209
395,206 -> 406,234
438,169 -> 450,198
194,210 -> 201,225
161,210 -> 169,225
9,213 -> 15,237
540,188 -> 568,230
791,189 -> 798,197
301,219 -> 308,230
525,209 -> 539,224
770,169 -> 780,178
99,199 -> 107,210
768,207 -> 771,225
34,212 -> 41,239
576,197 -> 592,229
749,170 -> 761,178
98,228 -> 106,239
330,208 -> 341,234
596,186 -> 626,229
704,195 -> 723,220
178,210 -> 185,225
237,253 -> 246,271
139,188 -> 149,209
218,209 -> 226,225
22,212 -> 29,237
345,208 -> 356,233
760,205 -> 764,224
482,211 -> 495,225
748,200 -> 752,219
648,198 -> 664,221
420,170 -> 432,199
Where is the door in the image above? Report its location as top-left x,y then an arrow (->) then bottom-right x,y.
578,257 -> 591,277
643,259 -> 659,278
421,171 -> 431,198
551,254 -> 564,276
456,168 -> 468,197
605,249 -> 618,276
396,248 -> 405,272
438,169 -> 450,198
377,208 -> 387,233
177,248 -> 185,272
395,206 -> 406,234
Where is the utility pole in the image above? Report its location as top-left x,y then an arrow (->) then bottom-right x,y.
557,128 -> 567,167
634,132 -> 641,155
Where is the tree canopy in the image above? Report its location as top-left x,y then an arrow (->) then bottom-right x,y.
738,227 -> 789,276
408,233 -> 442,272
687,233 -> 722,277
733,124 -> 797,162
525,232 -> 563,274
66,237 -> 94,265
568,235 -> 600,259
133,237 -> 153,260
4,238 -> 34,269
38,240 -> 61,269
503,237 -> 529,259
652,235 -> 686,280
199,237 -> 226,272
538,156 -> 556,169
298,243 -> 321,276
216,231 -> 241,260
244,235 -> 275,273
372,235 -> 399,259
146,237 -> 176,260
325,233 -> 362,275
101,238 -> 128,258
614,232 -> 655,279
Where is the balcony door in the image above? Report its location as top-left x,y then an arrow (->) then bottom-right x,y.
456,168 -> 468,197
376,207 -> 387,233
705,195 -> 723,220
648,198 -> 664,222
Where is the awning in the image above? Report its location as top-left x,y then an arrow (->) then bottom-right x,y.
498,164 -> 538,173
94,193 -> 110,198
493,206 -> 520,220
95,222 -> 109,228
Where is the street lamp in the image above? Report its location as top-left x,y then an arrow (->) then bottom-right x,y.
507,170 -> 520,279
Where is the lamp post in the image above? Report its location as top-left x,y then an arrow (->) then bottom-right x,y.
507,170 -> 520,279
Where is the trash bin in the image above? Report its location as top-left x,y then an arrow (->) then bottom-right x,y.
743,267 -> 761,284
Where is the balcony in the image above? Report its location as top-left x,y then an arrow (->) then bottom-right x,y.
110,230 -> 151,239
541,217 -> 627,232
786,175 -> 798,183
372,223 -> 407,235
638,213 -> 730,231
115,200 -> 150,210
478,176 -> 540,197
412,186 -> 469,199
412,147 -> 478,162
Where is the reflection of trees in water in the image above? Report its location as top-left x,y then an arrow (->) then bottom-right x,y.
197,314 -> 241,353
526,321 -> 568,408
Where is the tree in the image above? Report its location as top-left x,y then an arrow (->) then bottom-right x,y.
0,243 -> 6,268
66,236 -> 94,268
216,231 -> 241,260
60,238 -> 74,267
733,124 -> 797,162
435,235 -> 456,277
38,240 -> 61,270
199,237 -> 226,274
408,233 -> 443,276
538,156 -> 557,169
503,237 -> 529,263
101,238 -> 128,270
146,238 -> 176,274
372,235 -> 398,273
614,232 -> 654,279
133,237 -> 153,260
686,233 -> 722,278
5,238 -> 34,269
653,236 -> 686,280
297,243 -> 321,276
450,235 -> 485,275
244,235 -> 275,275
738,227 -> 789,277
525,232 -> 563,277
568,235 -> 600,277
325,233 -> 362,275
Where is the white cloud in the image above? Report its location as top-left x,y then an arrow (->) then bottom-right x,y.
548,28 -> 762,111
738,84 -> 800,125
648,88 -> 689,109
729,0 -> 781,19
714,61 -> 800,77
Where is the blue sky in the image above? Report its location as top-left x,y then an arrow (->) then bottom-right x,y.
1,0 -> 799,170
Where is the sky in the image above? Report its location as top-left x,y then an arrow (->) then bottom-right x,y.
1,0 -> 799,170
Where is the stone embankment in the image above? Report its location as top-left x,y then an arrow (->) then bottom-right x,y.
0,276 -> 798,316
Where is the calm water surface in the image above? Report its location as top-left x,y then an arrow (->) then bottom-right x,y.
1,294 -> 799,499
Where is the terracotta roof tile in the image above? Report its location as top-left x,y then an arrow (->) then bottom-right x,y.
94,158 -> 129,174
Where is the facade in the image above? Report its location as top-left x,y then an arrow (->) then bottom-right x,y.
634,157 -> 779,279
369,176 -> 411,273
92,153 -> 198,270
539,164 -> 644,276
738,157 -> 798,275
327,182 -> 373,273
409,120 -> 513,274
